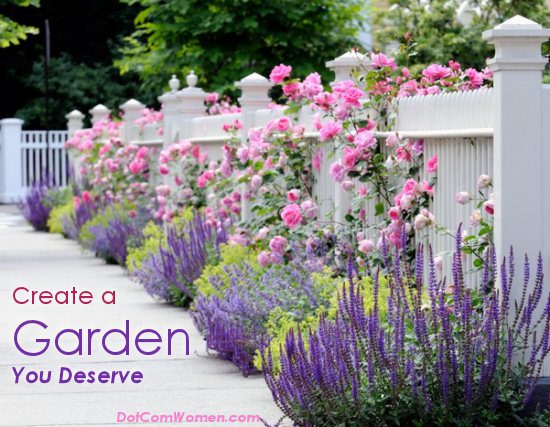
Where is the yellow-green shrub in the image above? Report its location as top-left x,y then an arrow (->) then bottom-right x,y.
47,201 -> 74,235
126,221 -> 165,272
194,243 -> 259,298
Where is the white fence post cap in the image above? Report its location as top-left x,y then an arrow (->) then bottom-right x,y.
0,118 -> 24,126
482,15 -> 550,70
65,110 -> 84,120
483,15 -> 550,39
326,51 -> 371,82
119,99 -> 145,112
326,50 -> 370,69
235,72 -> 272,88
89,104 -> 111,115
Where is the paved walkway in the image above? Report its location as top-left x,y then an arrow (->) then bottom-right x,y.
0,206 -> 283,426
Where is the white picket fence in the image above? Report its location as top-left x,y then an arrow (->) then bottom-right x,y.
0,120 -> 69,202
3,14 -> 550,372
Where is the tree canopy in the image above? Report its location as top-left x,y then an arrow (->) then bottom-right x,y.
372,0 -> 550,72
116,0 -> 366,94
0,0 -> 40,48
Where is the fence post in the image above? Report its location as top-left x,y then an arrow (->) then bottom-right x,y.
65,110 -> 85,186
159,75 -> 182,149
120,99 -> 145,144
89,104 -> 111,125
326,51 -> 370,227
483,16 -> 550,375
235,72 -> 273,221
65,110 -> 84,137
179,71 -> 206,140
0,118 -> 24,203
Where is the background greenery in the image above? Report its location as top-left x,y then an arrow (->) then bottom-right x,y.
2,0 -> 549,129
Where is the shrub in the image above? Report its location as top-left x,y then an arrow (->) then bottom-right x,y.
263,236 -> 550,426
126,221 -> 165,273
130,213 -> 227,305
80,203 -> 151,265
192,253 -> 333,376
62,194 -> 97,240
20,179 -> 69,231
48,201 -> 73,235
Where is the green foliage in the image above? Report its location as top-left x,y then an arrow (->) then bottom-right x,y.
194,243 -> 259,298
116,0 -> 365,94
47,199 -> 74,235
125,221 -> 165,272
15,53 -> 155,129
0,0 -> 39,48
254,271 -> 393,371
372,0 -> 550,70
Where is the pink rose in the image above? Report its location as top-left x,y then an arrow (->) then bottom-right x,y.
358,239 -> 375,254
329,162 -> 346,182
341,180 -> 355,191
159,164 -> 170,175
300,200 -> 318,219
422,64 -> 452,82
342,147 -> 358,170
319,121 -> 342,141
73,196 -> 81,209
129,160 -> 143,175
484,200 -> 494,215
269,64 -> 292,83
276,117 -> 291,132
403,179 -> 418,196
287,189 -> 301,202
269,235 -> 287,254
385,133 -> 399,147
388,207 -> 400,221
257,251 -> 271,267
312,148 -> 323,172
427,154 -> 438,173
281,203 -> 302,229
456,191 -> 470,205
477,174 -> 492,189
81,191 -> 92,203
371,53 -> 397,70
250,174 -> 262,190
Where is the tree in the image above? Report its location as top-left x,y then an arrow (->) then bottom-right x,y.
116,0 -> 366,94
15,54 -> 156,129
372,0 -> 550,71
0,0 -> 145,128
0,0 -> 40,48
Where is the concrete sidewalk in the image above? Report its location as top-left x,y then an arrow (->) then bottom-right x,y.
0,206 -> 284,426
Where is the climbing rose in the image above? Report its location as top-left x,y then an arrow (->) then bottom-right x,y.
477,174 -> 492,189
269,235 -> 287,254
269,64 -> 292,83
287,189 -> 301,202
456,191 -> 470,205
81,191 -> 92,203
427,154 -> 438,173
281,203 -> 302,229
257,251 -> 271,267
484,200 -> 494,215
358,239 -> 375,254
319,121 -> 342,141
300,200 -> 318,219
422,64 -> 452,82
371,52 -> 397,70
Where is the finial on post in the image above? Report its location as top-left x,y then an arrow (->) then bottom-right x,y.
186,70 -> 198,88
169,74 -> 180,92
